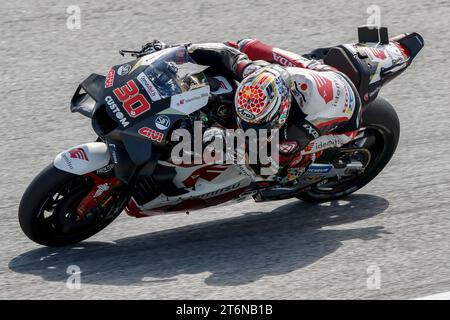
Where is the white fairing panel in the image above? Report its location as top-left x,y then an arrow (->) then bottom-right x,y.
140,162 -> 252,211
169,86 -> 210,114
54,142 -> 110,175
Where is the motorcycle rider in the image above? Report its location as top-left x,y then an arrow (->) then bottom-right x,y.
143,39 -> 361,180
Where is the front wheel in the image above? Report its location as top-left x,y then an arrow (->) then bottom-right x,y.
296,97 -> 400,203
19,164 -> 128,246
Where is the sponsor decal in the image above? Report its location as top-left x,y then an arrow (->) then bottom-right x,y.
105,96 -> 130,127
69,148 -> 89,161
105,68 -> 115,88
136,72 -> 162,101
108,144 -> 118,164
330,76 -> 343,109
272,48 -> 310,68
343,86 -> 354,115
235,164 -> 254,180
199,182 -> 241,198
96,164 -> 114,175
279,141 -> 298,154
117,64 -> 131,76
138,127 -> 164,143
302,123 -> 320,139
314,137 -> 340,149
169,86 -> 210,114
94,183 -> 110,198
341,84 -> 350,111
307,165 -> 332,174
273,51 -> 296,67
176,93 -> 206,106
155,115 -> 170,130
310,73 -> 334,104
113,80 -> 151,118
237,107 -> 256,120
62,154 -> 74,170
211,76 -> 233,94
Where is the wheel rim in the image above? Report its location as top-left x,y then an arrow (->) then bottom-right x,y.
309,125 -> 388,195
33,175 -> 121,238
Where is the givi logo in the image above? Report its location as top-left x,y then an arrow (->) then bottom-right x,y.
138,127 -> 164,143
105,68 -> 115,88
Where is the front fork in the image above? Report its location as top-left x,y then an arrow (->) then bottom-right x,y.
54,140 -> 158,219
76,173 -> 122,219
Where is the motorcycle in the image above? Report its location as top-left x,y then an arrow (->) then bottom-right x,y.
19,27 -> 424,246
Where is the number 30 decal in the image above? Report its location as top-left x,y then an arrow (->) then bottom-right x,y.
113,80 -> 151,118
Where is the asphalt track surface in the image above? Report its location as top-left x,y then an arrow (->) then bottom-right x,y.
1,0 -> 450,300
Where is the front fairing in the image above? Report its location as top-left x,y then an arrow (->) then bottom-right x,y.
91,46 -> 211,171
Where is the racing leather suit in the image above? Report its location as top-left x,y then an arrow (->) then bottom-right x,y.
187,40 -> 360,172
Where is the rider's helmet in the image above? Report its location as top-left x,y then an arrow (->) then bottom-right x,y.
234,64 -> 291,130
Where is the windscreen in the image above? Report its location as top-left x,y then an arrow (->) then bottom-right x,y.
96,45 -> 211,164
138,46 -> 209,99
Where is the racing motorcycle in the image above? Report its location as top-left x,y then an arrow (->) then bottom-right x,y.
19,27 -> 424,246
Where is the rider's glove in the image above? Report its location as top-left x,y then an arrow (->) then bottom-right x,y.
141,40 -> 167,55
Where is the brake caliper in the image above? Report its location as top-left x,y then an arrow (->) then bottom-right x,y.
76,173 -> 122,219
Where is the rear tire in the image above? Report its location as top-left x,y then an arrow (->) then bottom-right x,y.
296,97 -> 400,203
19,164 -> 125,247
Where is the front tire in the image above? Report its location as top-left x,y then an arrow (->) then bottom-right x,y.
296,97 -> 400,203
19,164 -> 126,246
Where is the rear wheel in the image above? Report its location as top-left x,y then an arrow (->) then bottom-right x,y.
296,97 -> 400,203
19,164 -> 128,246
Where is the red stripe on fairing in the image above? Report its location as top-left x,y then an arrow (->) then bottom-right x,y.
182,165 -> 228,188
315,117 -> 349,129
